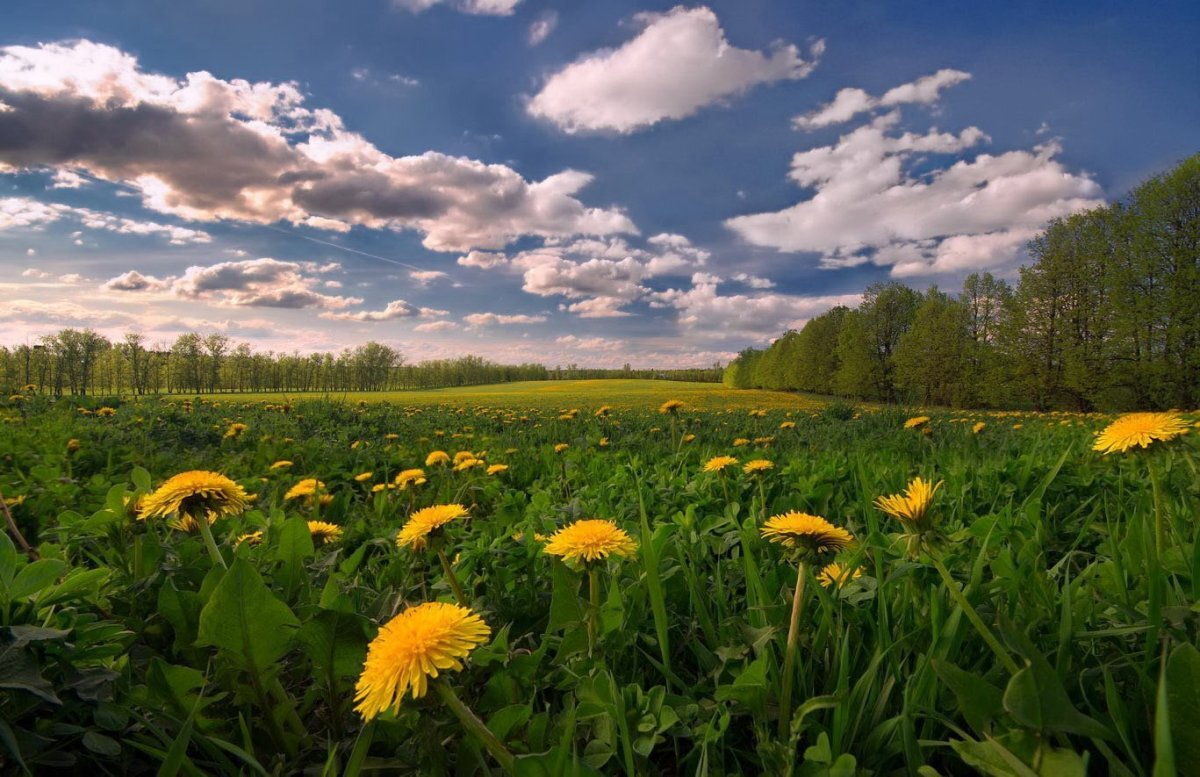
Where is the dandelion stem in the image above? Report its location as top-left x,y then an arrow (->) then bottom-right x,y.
437,547 -> 468,606
435,679 -> 516,774
928,552 -> 1019,675
588,567 -> 601,656
194,512 -> 227,569
1148,456 -> 1167,559
778,560 -> 806,738
0,486 -> 37,560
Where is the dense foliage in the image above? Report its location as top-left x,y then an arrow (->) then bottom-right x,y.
0,336 -> 720,397
724,154 -> 1200,411
1,383 -> 1197,775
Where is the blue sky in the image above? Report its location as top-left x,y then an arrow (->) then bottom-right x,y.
2,0 -> 1196,367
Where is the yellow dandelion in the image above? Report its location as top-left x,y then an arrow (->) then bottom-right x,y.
426,451 -> 451,467
235,530 -> 264,547
396,504 -> 470,550
817,562 -> 862,588
595,405 -> 612,417
972,422 -> 986,434
169,512 -> 219,533
96,407 -> 117,417
354,471 -> 374,482
486,464 -> 508,476
733,438 -> 750,447
703,456 -> 738,473
1092,412 -> 1189,455
743,459 -> 774,475
874,477 -> 942,530
308,520 -> 343,544
394,469 -> 427,489
761,512 -> 854,555
542,519 -> 637,564
453,451 -> 475,465
284,479 -> 325,501
659,399 -> 686,415
270,460 -> 293,470
682,433 -> 696,443
224,422 -> 248,439
904,416 -> 930,429
598,437 -> 609,448
780,421 -> 796,430
66,438 -> 80,453
354,602 -> 490,720
140,471 -> 250,521
454,458 -> 483,472
553,443 -> 569,453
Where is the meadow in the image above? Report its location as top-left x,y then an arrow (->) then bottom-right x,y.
1,380 -> 1197,775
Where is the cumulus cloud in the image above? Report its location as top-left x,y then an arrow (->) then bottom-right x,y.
794,68 -> 971,130
21,267 -> 50,278
409,270 -> 449,286
0,40 -> 635,251
1,196 -> 211,244
103,257 -> 362,309
414,320 -> 461,332
731,272 -> 775,289
555,334 -> 625,351
393,0 -> 520,15
50,168 -> 88,188
650,275 -> 861,339
527,6 -> 822,133
726,111 -> 1103,275
0,197 -> 67,229
457,250 -> 508,269
505,234 -> 709,317
528,11 -> 558,46
463,312 -> 547,327
319,299 -> 448,322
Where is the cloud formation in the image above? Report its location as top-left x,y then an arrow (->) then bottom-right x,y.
793,68 -> 971,130
393,0 -> 520,15
0,40 -> 635,251
726,112 -> 1103,275
463,312 -> 547,327
527,6 -> 822,133
319,300 -> 448,322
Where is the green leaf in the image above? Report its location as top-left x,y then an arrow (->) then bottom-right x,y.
1002,657 -> 1109,740
487,704 -> 532,740
275,516 -> 314,595
158,579 -> 202,654
714,655 -> 767,706
131,466 -> 152,492
297,609 -> 369,685
10,559 -> 66,601
1164,642 -> 1200,770
547,562 -> 583,634
933,658 -> 1004,734
196,559 -> 299,672
81,731 -> 121,757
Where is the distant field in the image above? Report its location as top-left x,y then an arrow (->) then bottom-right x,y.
181,379 -> 828,410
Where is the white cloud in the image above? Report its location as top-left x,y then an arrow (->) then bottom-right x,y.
0,40 -> 635,252
319,299 -> 448,322
463,312 -> 547,327
794,68 -> 971,130
0,197 -> 67,230
21,267 -> 50,278
457,250 -> 508,269
727,112 -> 1103,276
731,272 -> 775,289
50,169 -> 88,188
73,208 -> 212,244
414,320 -> 461,332
102,270 -> 169,292
528,11 -> 558,46
651,275 -> 861,339
394,0 -> 520,15
527,6 -> 822,133
409,270 -> 449,286
555,334 -> 625,351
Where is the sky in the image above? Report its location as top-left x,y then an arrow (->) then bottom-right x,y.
1,0 -> 1197,368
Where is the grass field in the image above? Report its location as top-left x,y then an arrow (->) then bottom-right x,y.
187,379 -> 829,410
2,383 -> 1198,775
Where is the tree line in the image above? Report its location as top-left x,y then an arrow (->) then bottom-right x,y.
0,332 -> 721,397
724,154 -> 1200,411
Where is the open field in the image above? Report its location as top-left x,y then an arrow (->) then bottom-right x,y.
178,379 -> 829,411
2,385 -> 1198,774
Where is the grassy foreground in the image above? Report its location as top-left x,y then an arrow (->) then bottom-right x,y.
1,386 -> 1198,774
187,379 -> 827,410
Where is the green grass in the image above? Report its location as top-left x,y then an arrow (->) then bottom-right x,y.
185,378 -> 827,410
1,390 -> 1197,775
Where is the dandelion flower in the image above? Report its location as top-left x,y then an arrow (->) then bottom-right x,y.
904,416 -> 930,430
595,405 -> 611,418
224,422 -> 248,439
284,479 -> 325,501
817,562 -> 862,588
780,421 -> 796,430
743,459 -> 774,475
1093,412 -> 1189,455
703,456 -> 738,473
426,451 -> 451,467
453,451 -> 475,465
761,512 -> 853,555
270,460 -> 293,470
486,464 -> 508,476
170,512 -> 219,533
236,530 -> 264,547
308,520 -> 343,544
354,602 -> 490,720
96,407 -> 116,417
354,471 -> 374,482
874,477 -> 942,531
659,400 -> 685,415
394,469 -> 427,489
140,470 -> 250,520
397,504 -> 470,550
972,422 -> 986,434
553,443 -> 569,453
542,519 -> 637,564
